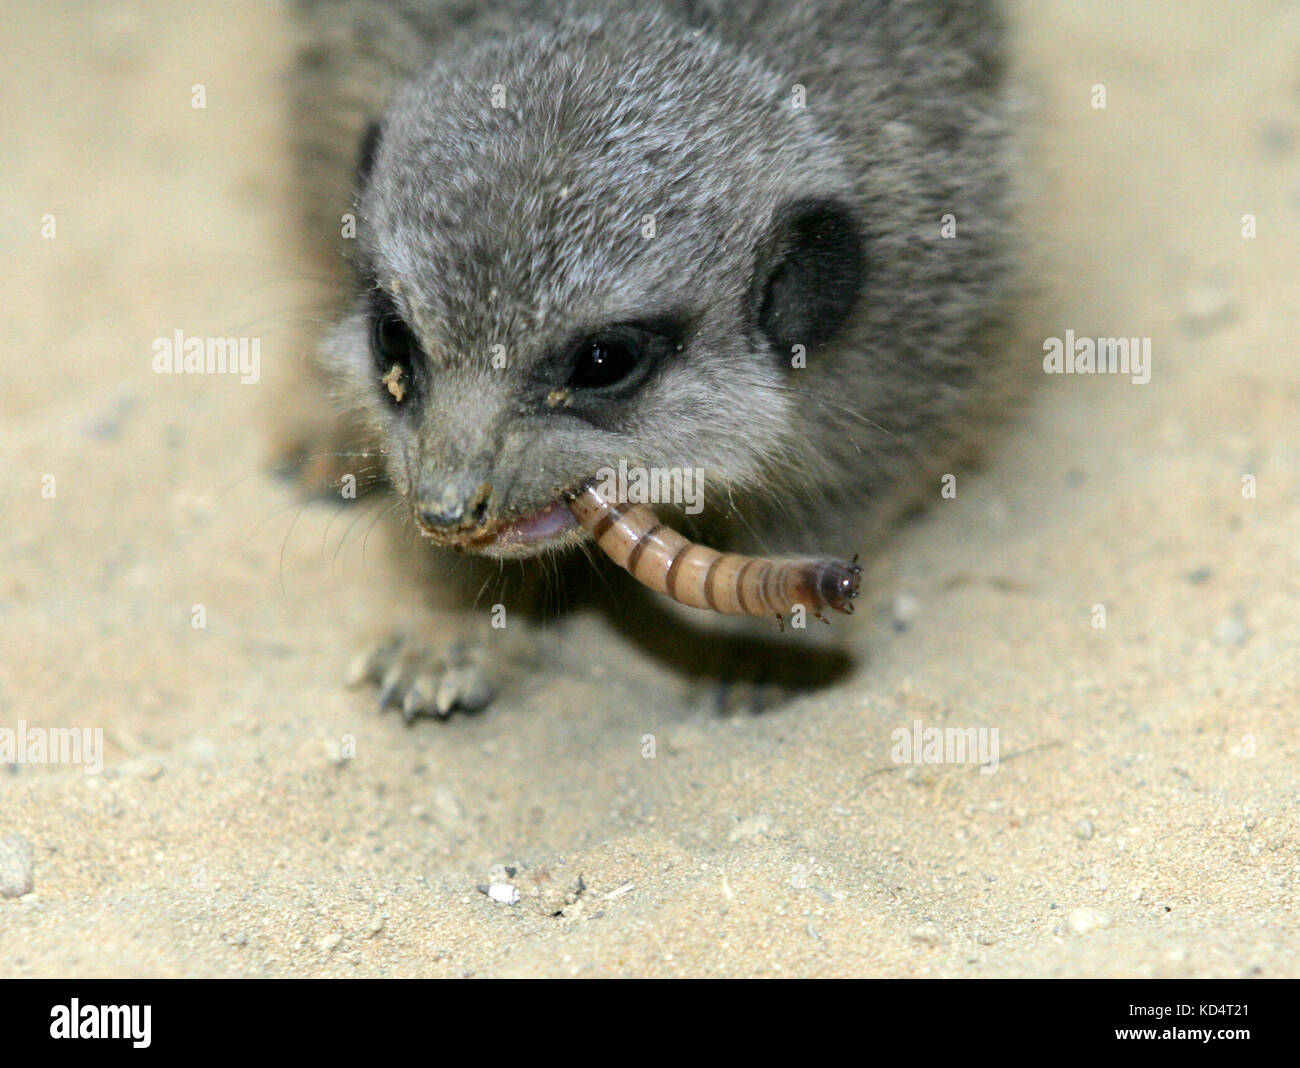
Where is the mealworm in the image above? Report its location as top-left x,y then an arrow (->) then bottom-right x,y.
567,481 -> 861,626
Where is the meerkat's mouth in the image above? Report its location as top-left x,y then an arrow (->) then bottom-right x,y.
415,491 -> 582,557
475,497 -> 579,551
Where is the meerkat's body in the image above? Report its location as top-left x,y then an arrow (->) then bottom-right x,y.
285,0 -> 1016,716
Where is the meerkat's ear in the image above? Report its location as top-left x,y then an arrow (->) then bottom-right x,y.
355,120 -> 383,186
754,196 -> 864,356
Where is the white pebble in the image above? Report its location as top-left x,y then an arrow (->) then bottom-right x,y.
1068,907 -> 1111,934
487,883 -> 519,905
0,836 -> 34,898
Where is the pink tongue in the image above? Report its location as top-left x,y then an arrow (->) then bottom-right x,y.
493,499 -> 578,545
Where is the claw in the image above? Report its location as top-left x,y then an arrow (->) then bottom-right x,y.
436,659 -> 494,717
346,636 -> 400,687
377,662 -> 407,710
402,673 -> 437,721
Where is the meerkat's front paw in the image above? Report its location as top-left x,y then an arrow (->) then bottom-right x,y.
346,634 -> 496,721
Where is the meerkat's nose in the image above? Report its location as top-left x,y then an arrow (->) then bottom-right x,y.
417,502 -> 467,529
414,479 -> 492,534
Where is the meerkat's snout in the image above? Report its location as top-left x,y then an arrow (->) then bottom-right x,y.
405,446 -> 584,555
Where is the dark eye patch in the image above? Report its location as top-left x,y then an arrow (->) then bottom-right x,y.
368,287 -> 421,407
568,326 -> 652,391
558,316 -> 690,399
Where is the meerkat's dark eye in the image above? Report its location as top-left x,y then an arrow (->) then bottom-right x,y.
570,334 -> 642,389
369,291 -> 420,405
564,320 -> 688,395
553,319 -> 687,403
373,310 -> 418,368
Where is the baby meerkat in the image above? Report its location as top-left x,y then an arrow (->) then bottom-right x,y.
285,0 -> 1016,718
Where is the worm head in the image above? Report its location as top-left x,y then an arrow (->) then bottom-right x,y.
818,558 -> 863,614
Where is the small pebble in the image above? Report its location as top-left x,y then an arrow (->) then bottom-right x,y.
1075,819 -> 1095,840
910,922 -> 944,946
1181,276 -> 1237,336
667,725 -> 707,754
118,758 -> 165,781
1212,618 -> 1249,647
486,884 -> 519,905
431,787 -> 464,826
1258,120 -> 1296,157
728,814 -> 774,842
1068,907 -> 1111,934
0,836 -> 34,898
890,592 -> 921,632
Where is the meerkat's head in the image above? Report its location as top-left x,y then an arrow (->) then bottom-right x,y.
327,13 -> 864,558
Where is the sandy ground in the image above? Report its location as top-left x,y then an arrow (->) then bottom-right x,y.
1,0 -> 1297,978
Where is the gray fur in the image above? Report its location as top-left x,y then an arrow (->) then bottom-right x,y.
289,0 -> 1013,636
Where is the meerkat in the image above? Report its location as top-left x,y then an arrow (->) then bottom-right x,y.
282,0 -> 1016,718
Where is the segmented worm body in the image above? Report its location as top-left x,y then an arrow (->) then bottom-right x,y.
567,482 -> 861,625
